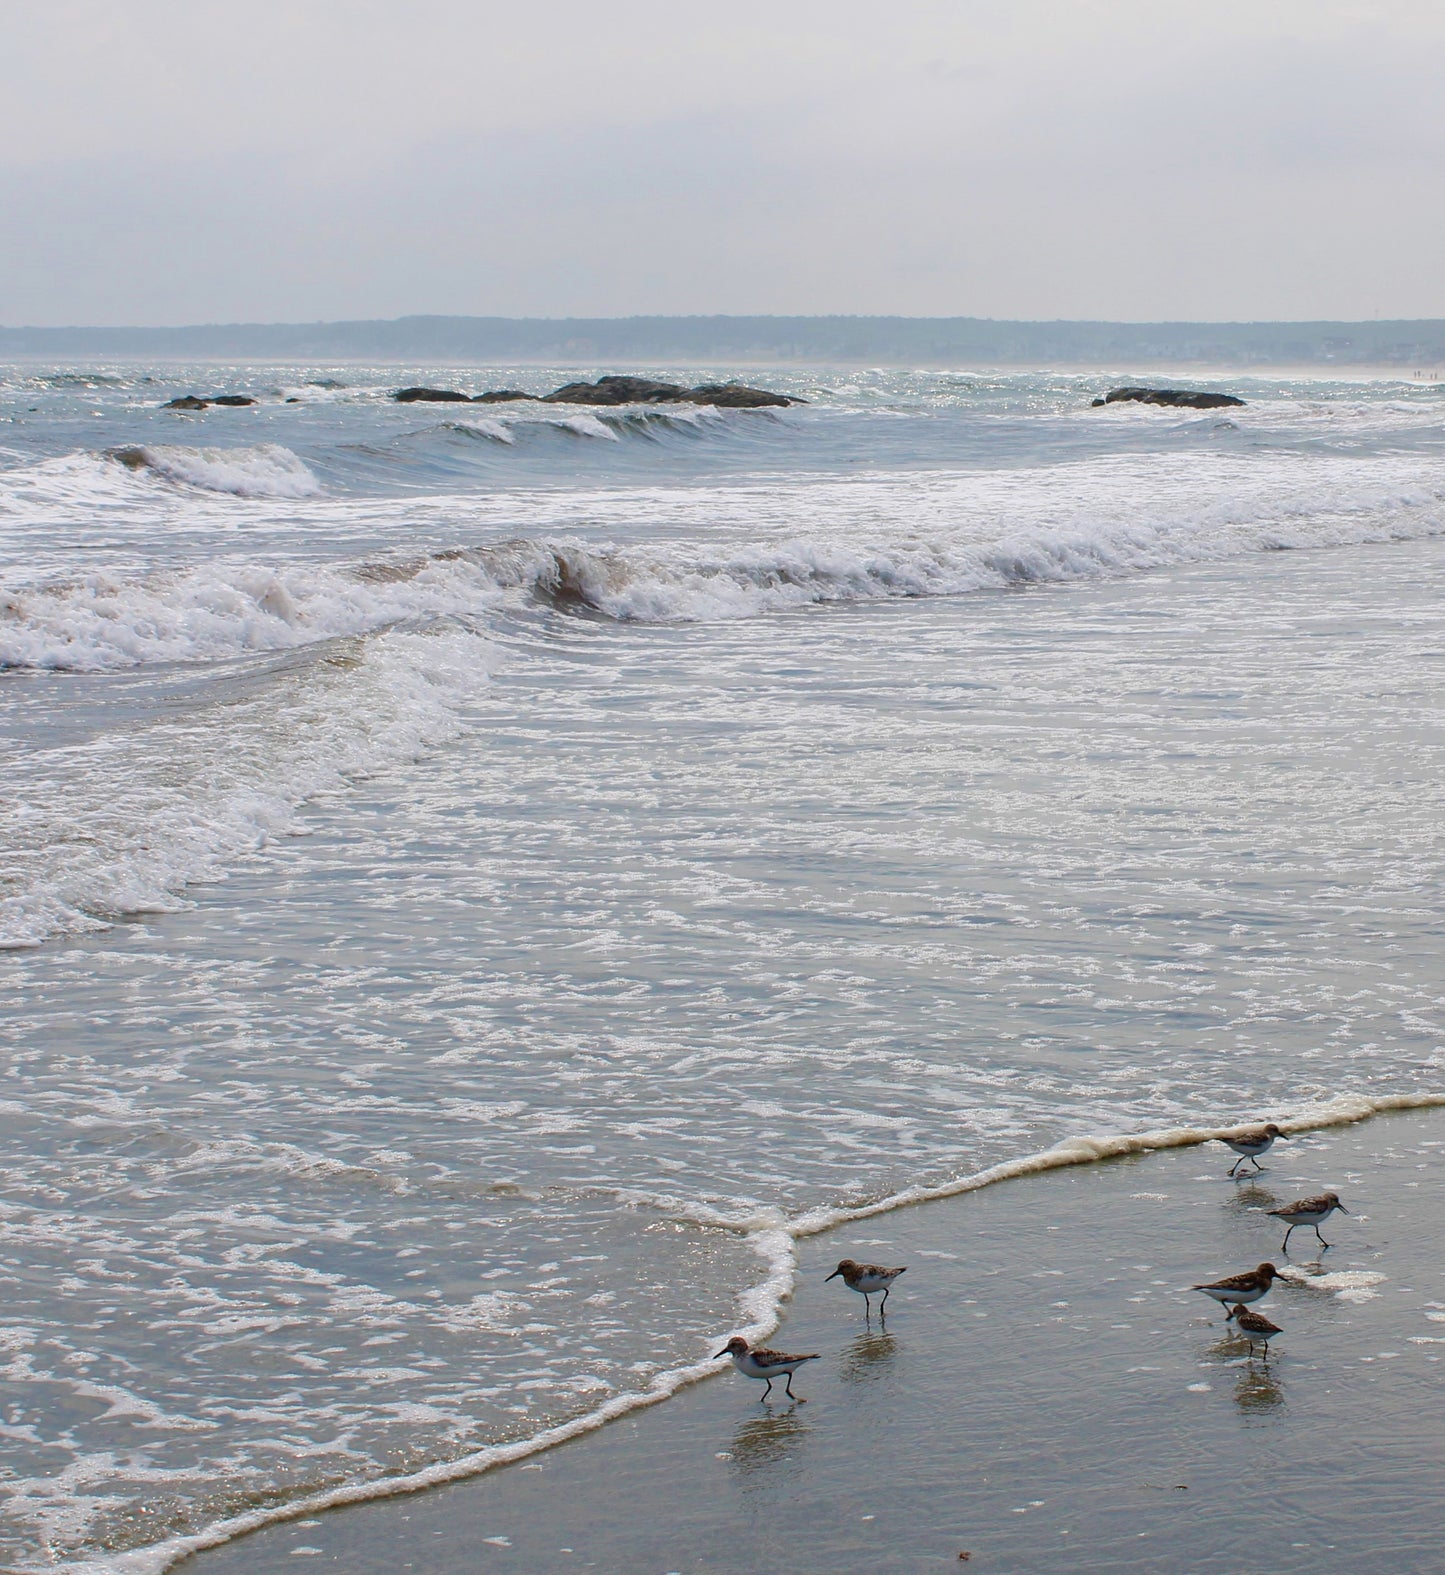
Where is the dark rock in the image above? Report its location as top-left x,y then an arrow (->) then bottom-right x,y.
394,386 -> 473,403
1092,386 -> 1245,409
687,382 -> 798,408
162,393 -> 258,409
541,374 -> 800,407
542,375 -> 690,405
472,389 -> 540,403
285,397 -> 301,403
307,378 -> 347,389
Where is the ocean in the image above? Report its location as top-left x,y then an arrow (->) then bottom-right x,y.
2,364 -> 1443,1571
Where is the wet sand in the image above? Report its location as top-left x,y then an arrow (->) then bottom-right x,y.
187,1108 -> 1444,1574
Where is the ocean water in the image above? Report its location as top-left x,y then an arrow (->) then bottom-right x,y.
1,364 -> 1443,1571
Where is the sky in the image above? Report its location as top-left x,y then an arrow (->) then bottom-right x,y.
3,0 -> 1443,326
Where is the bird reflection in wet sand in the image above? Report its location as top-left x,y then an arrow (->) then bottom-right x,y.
838,1329 -> 898,1386
1223,1180 -> 1280,1219
1234,1362 -> 1284,1414
727,1407 -> 813,1481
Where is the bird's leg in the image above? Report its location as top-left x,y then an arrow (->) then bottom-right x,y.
761,1377 -> 774,1401
880,1285 -> 890,1312
784,1373 -> 797,1400
1251,1155 -> 1264,1172
1281,1224 -> 1297,1252
1229,1156 -> 1243,1177
1315,1226 -> 1330,1248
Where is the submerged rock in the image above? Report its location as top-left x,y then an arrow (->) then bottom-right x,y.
161,393 -> 257,409
472,389 -> 540,403
1091,386 -> 1245,409
541,374 -> 800,407
394,386 -> 473,403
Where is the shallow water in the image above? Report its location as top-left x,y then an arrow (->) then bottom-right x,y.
1,364 -> 1443,1570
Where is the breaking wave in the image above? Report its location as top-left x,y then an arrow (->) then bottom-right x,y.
108,442 -> 323,498
0,622 -> 496,949
5,456 -> 1443,672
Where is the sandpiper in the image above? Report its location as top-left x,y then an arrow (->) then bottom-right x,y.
714,1336 -> 819,1402
1192,1262 -> 1278,1307
1269,1191 -> 1348,1252
1219,1122 -> 1288,1176
1226,1302 -> 1282,1359
824,1259 -> 908,1316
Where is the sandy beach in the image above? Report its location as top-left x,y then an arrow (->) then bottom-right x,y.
184,1106 -> 1444,1575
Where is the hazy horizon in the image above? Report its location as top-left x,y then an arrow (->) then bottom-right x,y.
6,312 -> 1445,372
5,1 -> 1444,328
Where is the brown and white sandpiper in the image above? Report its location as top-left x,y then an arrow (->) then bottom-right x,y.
824,1259 -> 908,1317
1268,1191 -> 1348,1252
715,1337 -> 819,1402
1219,1123 -> 1288,1176
1192,1262 -> 1278,1307
1226,1302 -> 1282,1359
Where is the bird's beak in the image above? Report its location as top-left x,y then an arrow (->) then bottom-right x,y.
1337,1203 -> 1350,1213
714,1349 -> 731,1360
824,1270 -> 839,1281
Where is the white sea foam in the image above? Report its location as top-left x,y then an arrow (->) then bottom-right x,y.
1277,1267 -> 1387,1302
5,451 -> 1443,673
0,621 -> 496,948
112,443 -> 323,498
0,549 -> 524,671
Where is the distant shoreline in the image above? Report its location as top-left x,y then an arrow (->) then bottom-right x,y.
3,313 -> 1444,371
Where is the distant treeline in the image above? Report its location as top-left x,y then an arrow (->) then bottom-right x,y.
3,315 -> 1444,366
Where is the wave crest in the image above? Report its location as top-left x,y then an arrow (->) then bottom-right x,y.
108,443 -> 323,498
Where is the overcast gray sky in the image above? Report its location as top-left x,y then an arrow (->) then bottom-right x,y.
3,0 -> 1442,325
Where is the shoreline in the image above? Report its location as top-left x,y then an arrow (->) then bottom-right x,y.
177,1099 -> 1445,1574
64,1093 -> 1443,1575
178,1100 -> 1445,1574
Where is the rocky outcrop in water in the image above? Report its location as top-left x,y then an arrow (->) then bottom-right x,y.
1091,386 -> 1245,409
543,376 -> 688,406
392,376 -> 799,407
161,393 -> 257,409
688,382 -> 797,408
540,375 -> 798,407
394,386 -> 473,403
